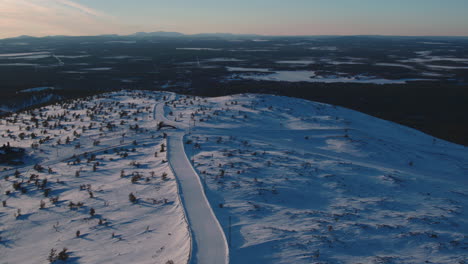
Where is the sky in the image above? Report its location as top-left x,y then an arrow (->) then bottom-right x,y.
0,0 -> 468,39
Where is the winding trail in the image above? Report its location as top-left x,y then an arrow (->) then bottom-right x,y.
154,94 -> 229,264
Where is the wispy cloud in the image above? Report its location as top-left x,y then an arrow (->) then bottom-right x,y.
54,0 -> 108,18
0,0 -> 125,38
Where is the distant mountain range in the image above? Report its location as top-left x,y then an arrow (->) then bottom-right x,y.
3,31 -> 468,42
2,31 -> 263,41
130,31 -> 186,37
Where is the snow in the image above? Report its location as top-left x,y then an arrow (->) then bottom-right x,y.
0,52 -> 50,58
375,63 -> 415,70
62,71 -> 86,74
83,67 -> 113,71
103,56 -> 133,60
229,49 -> 277,52
1,90 -> 467,264
397,54 -> 468,71
176,48 -> 222,51
415,51 -> 432,56
420,42 -> 448,45
420,72 -> 446,77
0,94 -> 62,113
152,94 -> 228,263
426,65 -> 468,70
229,70 -> 434,84
227,67 -> 271,72
237,70 -> 317,82
106,41 -> 137,44
56,55 -> 91,59
0,91 -> 190,264
19,87 -> 56,93
402,57 -> 468,63
0,51 -> 56,61
322,59 -> 364,65
167,132 -> 229,264
10,54 -> 51,60
0,63 -> 38,67
205,58 -> 245,62
165,93 -> 468,264
309,46 -> 338,51
276,60 -> 316,65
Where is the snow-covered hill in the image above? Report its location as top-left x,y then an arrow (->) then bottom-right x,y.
0,91 -> 190,264
1,90 -> 467,264
169,93 -> 468,264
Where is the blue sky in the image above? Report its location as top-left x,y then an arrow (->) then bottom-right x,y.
1,0 -> 467,38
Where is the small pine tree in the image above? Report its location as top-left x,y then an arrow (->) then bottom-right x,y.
15,209 -> 21,219
58,248 -> 69,261
48,248 -> 57,263
129,192 -> 137,203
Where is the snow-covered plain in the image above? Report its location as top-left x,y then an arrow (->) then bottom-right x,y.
1,90 -> 467,264
167,93 -> 468,264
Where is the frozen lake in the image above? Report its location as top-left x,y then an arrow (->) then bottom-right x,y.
83,67 -> 113,71
230,68 -> 434,84
227,67 -> 271,72
0,51 -> 50,58
177,48 -> 222,51
276,60 -> 316,65
375,63 -> 415,70
205,58 -> 245,62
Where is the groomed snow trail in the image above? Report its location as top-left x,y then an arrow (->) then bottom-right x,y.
155,95 -> 229,264
168,132 -> 229,264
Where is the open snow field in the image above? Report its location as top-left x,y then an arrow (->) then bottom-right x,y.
1,90 -> 467,264
167,93 -> 468,264
0,91 -> 190,264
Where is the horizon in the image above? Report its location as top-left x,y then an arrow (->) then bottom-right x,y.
1,0 -> 468,39
3,31 -> 468,41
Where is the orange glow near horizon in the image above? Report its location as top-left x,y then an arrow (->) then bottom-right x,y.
1,0 -> 467,39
